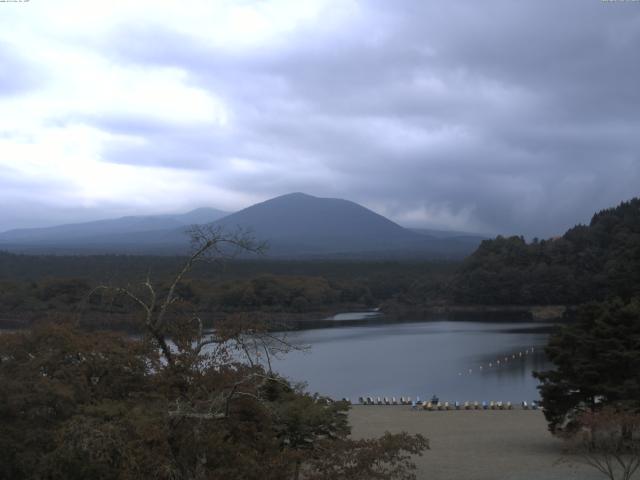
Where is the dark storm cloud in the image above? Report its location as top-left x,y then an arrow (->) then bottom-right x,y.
76,0 -> 640,237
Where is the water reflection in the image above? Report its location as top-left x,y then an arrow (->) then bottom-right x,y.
328,311 -> 383,321
272,320 -> 554,402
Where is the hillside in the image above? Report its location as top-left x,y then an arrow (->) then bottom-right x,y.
449,198 -> 640,304
0,208 -> 228,245
0,193 -> 481,259
212,193 -> 462,257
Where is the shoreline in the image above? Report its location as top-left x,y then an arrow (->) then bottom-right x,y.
380,303 -> 568,322
0,304 -> 568,332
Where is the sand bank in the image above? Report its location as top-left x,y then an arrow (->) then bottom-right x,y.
349,406 -> 603,480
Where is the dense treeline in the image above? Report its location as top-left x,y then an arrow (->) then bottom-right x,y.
0,255 -> 456,328
0,253 -> 454,284
450,198 -> 640,305
0,275 -> 369,314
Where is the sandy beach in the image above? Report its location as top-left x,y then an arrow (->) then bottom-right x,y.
349,406 -> 604,480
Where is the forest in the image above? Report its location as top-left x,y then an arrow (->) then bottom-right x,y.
449,198 -> 640,305
1,198 -> 639,330
0,255 -> 455,329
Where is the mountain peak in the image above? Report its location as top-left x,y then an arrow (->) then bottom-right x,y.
213,193 -> 418,254
269,192 -> 317,201
281,192 -> 314,198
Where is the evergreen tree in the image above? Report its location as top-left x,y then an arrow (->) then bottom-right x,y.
534,298 -> 640,433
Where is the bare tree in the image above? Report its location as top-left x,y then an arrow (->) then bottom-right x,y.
563,408 -> 640,480
92,225 -> 266,366
88,226 -> 308,422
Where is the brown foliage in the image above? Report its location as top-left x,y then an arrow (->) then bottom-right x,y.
0,228 -> 428,479
562,408 -> 640,480
0,323 -> 428,479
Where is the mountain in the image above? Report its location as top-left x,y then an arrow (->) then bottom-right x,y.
213,193 -> 424,255
206,193 -> 483,257
0,194 -> 482,258
0,208 -> 228,245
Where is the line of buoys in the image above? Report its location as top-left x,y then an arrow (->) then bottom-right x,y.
457,346 -> 538,376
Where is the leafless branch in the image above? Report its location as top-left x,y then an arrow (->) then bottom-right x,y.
87,226 -> 267,367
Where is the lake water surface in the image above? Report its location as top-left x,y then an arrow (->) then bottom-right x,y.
272,317 -> 554,403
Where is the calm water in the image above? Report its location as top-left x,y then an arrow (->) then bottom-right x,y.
272,318 -> 554,403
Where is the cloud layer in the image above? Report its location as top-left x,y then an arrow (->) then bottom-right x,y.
1,0 -> 639,236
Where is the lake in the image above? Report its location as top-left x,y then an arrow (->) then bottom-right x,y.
272,316 -> 554,403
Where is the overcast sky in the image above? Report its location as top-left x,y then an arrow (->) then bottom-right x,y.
1,0 -> 639,236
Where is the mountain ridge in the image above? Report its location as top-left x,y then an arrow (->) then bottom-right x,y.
0,194 -> 482,258
0,208 -> 228,242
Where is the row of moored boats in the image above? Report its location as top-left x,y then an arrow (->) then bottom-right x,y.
352,397 -> 542,410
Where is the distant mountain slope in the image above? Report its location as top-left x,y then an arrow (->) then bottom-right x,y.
410,228 -> 487,241
0,208 -> 228,244
208,193 -> 483,257
0,194 -> 481,258
212,193 -> 425,255
450,197 -> 640,304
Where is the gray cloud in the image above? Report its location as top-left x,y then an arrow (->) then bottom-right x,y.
5,0 -> 639,237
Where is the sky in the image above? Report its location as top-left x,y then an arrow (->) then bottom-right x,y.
1,0 -> 639,237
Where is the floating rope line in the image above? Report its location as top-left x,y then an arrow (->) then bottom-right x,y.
457,346 -> 536,377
